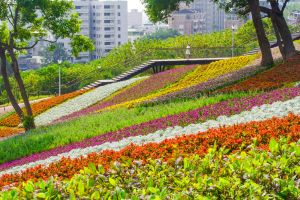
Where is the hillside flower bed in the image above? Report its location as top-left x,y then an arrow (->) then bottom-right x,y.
2,94 -> 299,176
0,113 -> 299,189
100,55 -> 257,111
0,87 -> 298,172
220,54 -> 300,92
34,77 -> 144,126
2,139 -> 299,199
0,127 -> 24,138
0,90 -> 87,127
56,65 -> 196,123
146,62 -> 261,104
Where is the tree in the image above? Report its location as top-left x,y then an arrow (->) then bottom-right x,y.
142,0 -> 274,66
215,0 -> 296,59
0,0 -> 94,130
261,0 -> 297,59
41,43 -> 71,65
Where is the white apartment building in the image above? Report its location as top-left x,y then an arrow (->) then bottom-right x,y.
61,0 -> 128,63
128,9 -> 143,28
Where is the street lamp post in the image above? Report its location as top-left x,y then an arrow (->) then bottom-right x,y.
58,60 -> 62,96
231,25 -> 237,57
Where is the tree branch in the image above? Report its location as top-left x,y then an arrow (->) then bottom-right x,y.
281,0 -> 290,13
259,6 -> 272,15
13,40 -> 39,50
13,38 -> 58,50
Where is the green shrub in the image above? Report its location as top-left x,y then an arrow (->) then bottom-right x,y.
1,138 -> 299,199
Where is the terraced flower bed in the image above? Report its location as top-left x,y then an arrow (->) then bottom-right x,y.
0,113 -> 299,189
56,65 -> 196,123
0,87 -> 298,172
34,77 -> 144,126
2,138 -> 298,199
0,90 -> 87,127
99,55 -> 257,111
220,54 -> 300,92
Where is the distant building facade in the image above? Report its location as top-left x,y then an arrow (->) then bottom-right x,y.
168,9 -> 205,35
288,10 -> 300,24
60,0 -> 128,63
128,9 -> 143,28
168,0 -> 246,34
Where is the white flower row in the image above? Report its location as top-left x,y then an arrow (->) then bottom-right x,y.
1,96 -> 299,177
35,77 -> 145,126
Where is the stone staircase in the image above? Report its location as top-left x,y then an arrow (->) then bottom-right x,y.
81,61 -> 156,90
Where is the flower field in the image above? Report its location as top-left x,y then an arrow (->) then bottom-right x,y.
99,55 -> 257,111
0,87 -> 298,172
0,52 -> 299,198
2,138 -> 299,199
56,65 -> 196,123
34,77 -> 144,126
0,112 -> 299,191
0,90 -> 87,127
220,54 -> 300,92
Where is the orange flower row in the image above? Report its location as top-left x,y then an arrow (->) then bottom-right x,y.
0,127 -> 24,138
0,113 -> 299,188
220,54 -> 300,92
0,90 -> 87,127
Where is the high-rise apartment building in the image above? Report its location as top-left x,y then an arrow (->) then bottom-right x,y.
61,0 -> 128,63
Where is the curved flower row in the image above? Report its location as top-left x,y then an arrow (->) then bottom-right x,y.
220,54 -> 300,92
0,127 -> 24,138
99,55 -> 257,111
1,94 -> 299,176
0,90 -> 86,127
0,113 -> 299,189
34,77 -> 145,126
1,87 -> 299,172
56,65 -> 196,123
145,61 -> 260,104
2,139 -> 299,199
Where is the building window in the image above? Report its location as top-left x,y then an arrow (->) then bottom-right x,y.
104,27 -> 111,31
118,27 -> 121,31
75,6 -> 81,9
104,35 -> 111,38
104,13 -> 111,16
118,34 -> 121,38
118,5 -> 121,9
117,20 -> 121,24
104,20 -> 111,23
104,5 -> 110,9
118,12 -> 121,16
105,42 -> 111,45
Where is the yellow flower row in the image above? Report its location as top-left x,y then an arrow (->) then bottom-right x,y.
98,54 -> 258,112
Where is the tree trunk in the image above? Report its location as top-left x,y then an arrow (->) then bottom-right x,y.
270,1 -> 296,59
0,46 -> 24,120
248,0 -> 274,66
7,46 -> 35,130
271,15 -> 286,60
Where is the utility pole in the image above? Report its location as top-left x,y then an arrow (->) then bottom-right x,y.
232,25 -> 237,57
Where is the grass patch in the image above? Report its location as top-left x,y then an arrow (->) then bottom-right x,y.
0,91 -> 255,164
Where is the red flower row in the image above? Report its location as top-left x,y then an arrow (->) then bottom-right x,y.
220,54 -> 300,92
0,114 -> 299,188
